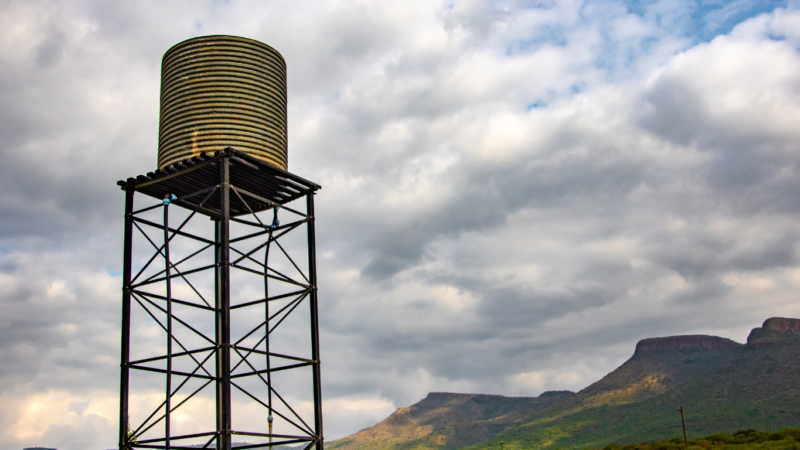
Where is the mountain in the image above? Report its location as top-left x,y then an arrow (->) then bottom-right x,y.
329,391 -> 574,450
747,317 -> 800,346
328,318 -> 800,450
565,335 -> 740,409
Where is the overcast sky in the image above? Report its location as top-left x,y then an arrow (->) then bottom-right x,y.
2,0 -> 800,448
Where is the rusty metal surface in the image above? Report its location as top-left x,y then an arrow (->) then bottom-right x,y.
119,148 -> 319,217
158,35 -> 288,170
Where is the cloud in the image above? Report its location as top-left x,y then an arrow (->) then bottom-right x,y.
1,1 -> 800,449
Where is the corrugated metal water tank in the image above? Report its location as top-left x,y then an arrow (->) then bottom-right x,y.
158,35 -> 288,170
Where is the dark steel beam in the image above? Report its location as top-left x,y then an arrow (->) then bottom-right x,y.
228,217 -> 309,242
233,431 -> 315,439
214,218 -> 221,448
132,216 -> 216,246
229,361 -> 315,379
132,263 -> 217,289
134,379 -> 214,439
136,431 -> 216,444
273,239 -> 310,283
133,293 -> 216,346
137,243 -> 213,286
129,346 -> 215,365
120,186 -> 134,450
132,445 -> 217,450
132,290 -> 215,312
308,192 -> 324,450
229,288 -> 309,310
132,350 -> 217,438
232,440 -> 314,450
218,156 -> 232,450
164,201 -> 173,450
230,381 -> 314,435
231,346 -> 314,363
120,149 -> 322,450
128,365 -> 215,380
232,293 -> 308,349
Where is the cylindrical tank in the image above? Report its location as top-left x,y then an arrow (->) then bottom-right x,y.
158,35 -> 288,170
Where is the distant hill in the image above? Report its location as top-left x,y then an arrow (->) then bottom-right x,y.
328,318 -> 800,450
746,317 -> 800,345
328,390 -> 574,450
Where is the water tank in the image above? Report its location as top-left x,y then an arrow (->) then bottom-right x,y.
158,35 -> 288,170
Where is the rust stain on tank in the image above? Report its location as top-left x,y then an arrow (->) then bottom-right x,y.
158,35 -> 288,170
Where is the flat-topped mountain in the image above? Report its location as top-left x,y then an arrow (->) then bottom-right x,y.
635,335 -> 741,354
572,335 -> 740,409
328,317 -> 800,450
747,317 -> 800,344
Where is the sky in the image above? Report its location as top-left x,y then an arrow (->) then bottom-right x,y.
1,0 -> 800,448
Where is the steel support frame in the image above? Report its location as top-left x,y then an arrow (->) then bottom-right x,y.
119,154 -> 323,450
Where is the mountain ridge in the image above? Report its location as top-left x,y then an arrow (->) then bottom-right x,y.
634,335 -> 741,354
329,317 -> 800,450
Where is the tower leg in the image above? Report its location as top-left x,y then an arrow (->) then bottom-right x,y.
217,157 -> 232,450
307,192 -> 324,450
119,187 -> 134,450
164,200 -> 173,450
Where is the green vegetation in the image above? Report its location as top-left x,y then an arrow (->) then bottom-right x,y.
596,428 -> 800,450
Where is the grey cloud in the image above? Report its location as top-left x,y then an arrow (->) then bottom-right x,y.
2,1 -> 800,448
34,26 -> 67,68
354,125 -> 649,281
0,251 -> 119,394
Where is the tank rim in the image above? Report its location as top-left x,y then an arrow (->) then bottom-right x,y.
162,35 -> 286,66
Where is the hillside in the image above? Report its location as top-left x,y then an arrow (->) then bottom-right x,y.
328,391 -> 574,450
561,335 -> 741,410
328,318 -> 800,450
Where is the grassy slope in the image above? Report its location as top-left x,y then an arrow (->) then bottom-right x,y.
598,427 -> 800,450
466,339 -> 800,450
327,391 -> 575,450
554,344 -> 741,411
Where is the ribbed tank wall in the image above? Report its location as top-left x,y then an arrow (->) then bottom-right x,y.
158,35 -> 288,170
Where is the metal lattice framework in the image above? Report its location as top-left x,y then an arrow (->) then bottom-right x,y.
117,148 -> 322,450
